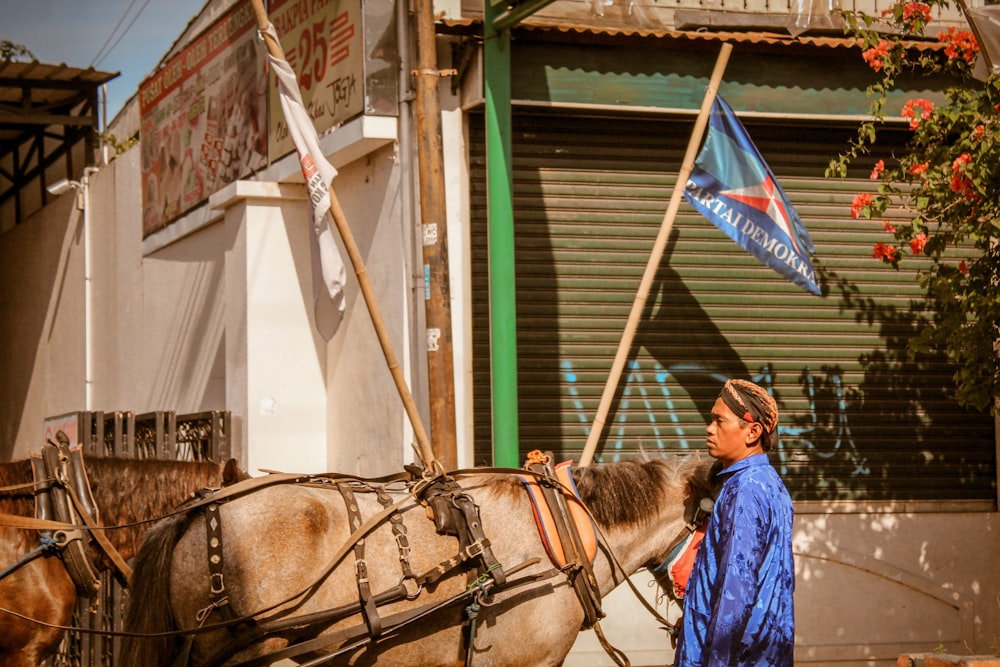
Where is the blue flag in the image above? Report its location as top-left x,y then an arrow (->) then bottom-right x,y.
683,96 -> 821,295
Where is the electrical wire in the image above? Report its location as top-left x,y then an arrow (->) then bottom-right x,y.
89,0 -> 138,67
89,0 -> 153,69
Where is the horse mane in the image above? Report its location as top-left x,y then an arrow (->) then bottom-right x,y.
0,459 -> 35,516
85,457 -> 227,553
572,455 -> 718,529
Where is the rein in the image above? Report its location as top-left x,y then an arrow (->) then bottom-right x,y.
207,559 -> 552,667
6,458 -> 711,667
0,531 -> 60,581
189,462 -> 704,667
160,466 -> 573,665
0,438 -> 122,596
0,480 -> 39,495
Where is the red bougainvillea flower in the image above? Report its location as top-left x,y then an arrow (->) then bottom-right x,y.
938,26 -> 979,63
882,221 -> 898,233
910,232 -> 928,254
902,98 -> 935,130
908,161 -> 930,176
972,124 -> 985,140
863,41 -> 892,72
882,1 -> 932,29
873,242 -> 899,261
851,192 -> 874,218
949,153 -> 976,198
902,1 -> 932,28
870,160 -> 885,180
959,260 -> 968,274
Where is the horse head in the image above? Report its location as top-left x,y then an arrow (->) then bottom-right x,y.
573,455 -> 719,593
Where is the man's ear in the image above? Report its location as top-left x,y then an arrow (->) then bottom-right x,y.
746,422 -> 764,445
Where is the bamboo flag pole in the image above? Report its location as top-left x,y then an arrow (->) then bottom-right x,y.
249,0 -> 440,474
578,43 -> 733,468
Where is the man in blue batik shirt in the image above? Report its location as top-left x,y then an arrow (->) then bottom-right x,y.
674,379 -> 795,667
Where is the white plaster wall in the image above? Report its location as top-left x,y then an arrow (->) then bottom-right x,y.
92,149 -> 145,411
793,511 -> 1000,664
0,150 -> 234,461
98,148 -> 228,439
1,134 -> 413,477
564,511 -> 1000,666
217,183 -> 328,476
324,145 -> 415,477
139,222 -> 228,413
132,142 -> 229,421
0,195 -> 86,459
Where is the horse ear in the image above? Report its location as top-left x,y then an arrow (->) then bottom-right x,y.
687,459 -> 722,501
681,459 -> 721,523
222,458 -> 250,486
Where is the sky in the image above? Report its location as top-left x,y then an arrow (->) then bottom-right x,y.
2,0 -> 210,122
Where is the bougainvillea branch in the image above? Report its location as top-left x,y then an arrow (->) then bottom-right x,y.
829,0 -> 1000,413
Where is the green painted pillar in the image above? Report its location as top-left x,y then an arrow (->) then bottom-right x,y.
483,1 -> 519,467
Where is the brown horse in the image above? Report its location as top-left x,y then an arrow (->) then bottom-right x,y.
0,453 -> 243,667
122,455 -> 718,667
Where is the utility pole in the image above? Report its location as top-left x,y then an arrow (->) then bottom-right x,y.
412,0 -> 458,469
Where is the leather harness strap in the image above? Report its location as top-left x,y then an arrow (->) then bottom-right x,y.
63,479 -> 133,586
338,482 -> 383,638
374,486 -> 417,588
226,558 -> 550,667
195,502 -> 238,626
30,455 -> 55,523
421,477 -> 506,589
21,436 -> 135,589
524,451 -> 603,629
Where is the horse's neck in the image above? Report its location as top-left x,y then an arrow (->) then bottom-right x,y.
596,506 -> 689,588
575,461 -> 697,589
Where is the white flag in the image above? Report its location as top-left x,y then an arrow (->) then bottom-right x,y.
265,24 -> 347,340
965,4 -> 1000,81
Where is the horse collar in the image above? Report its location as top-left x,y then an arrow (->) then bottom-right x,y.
34,435 -> 103,597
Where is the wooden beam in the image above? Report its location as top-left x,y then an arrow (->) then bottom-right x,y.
0,111 -> 96,127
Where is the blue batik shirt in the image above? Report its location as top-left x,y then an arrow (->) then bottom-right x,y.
674,453 -> 795,667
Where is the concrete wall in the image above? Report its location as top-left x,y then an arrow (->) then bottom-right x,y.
562,510 -> 1000,666
0,194 -> 86,460
322,146 -> 415,475
1,127 -> 414,477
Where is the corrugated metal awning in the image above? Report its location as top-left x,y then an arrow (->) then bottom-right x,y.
0,60 -> 118,228
438,15 -> 947,53
0,60 -> 118,151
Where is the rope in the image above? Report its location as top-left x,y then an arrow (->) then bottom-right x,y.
0,531 -> 59,582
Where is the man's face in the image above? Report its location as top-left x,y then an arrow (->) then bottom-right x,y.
706,396 -> 763,467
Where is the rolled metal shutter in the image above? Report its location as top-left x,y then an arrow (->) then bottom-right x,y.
469,109 -> 995,503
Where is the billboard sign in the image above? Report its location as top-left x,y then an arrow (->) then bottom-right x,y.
267,0 -> 365,162
139,0 -> 268,237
